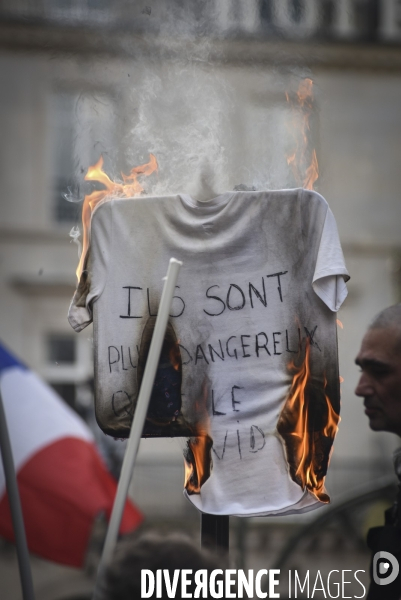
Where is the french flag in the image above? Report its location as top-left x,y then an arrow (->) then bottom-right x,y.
0,342 -> 142,567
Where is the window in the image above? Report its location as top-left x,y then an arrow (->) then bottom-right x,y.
50,382 -> 76,408
46,333 -> 78,407
50,92 -> 81,223
50,91 -> 116,224
47,0 -> 113,25
47,333 -> 76,365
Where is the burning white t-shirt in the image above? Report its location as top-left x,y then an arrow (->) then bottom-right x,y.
68,188 -> 349,517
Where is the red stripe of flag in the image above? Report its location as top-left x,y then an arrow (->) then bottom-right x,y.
0,437 -> 142,567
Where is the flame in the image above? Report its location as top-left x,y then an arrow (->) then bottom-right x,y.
277,341 -> 340,502
322,376 -> 341,438
76,154 -> 158,280
286,78 -> 319,191
303,149 -> 319,191
339,376 -> 344,383
336,319 -> 344,329
169,340 -> 182,372
296,77 -> 314,104
183,381 -> 213,495
184,435 -> 213,494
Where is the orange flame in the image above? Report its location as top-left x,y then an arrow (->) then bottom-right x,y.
277,342 -> 340,502
303,149 -> 319,191
323,376 -> 341,439
76,154 -> 158,280
286,78 -> 319,191
184,435 -> 213,494
336,319 -> 344,329
169,340 -> 182,372
296,77 -> 314,104
184,381 -> 213,495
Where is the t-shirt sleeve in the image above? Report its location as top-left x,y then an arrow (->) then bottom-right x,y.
67,201 -> 112,332
312,206 -> 350,312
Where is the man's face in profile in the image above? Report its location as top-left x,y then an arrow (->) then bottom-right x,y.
355,327 -> 401,435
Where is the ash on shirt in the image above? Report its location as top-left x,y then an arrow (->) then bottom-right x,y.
68,188 -> 349,517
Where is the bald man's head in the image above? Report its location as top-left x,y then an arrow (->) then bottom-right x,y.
355,305 -> 401,435
369,305 -> 401,350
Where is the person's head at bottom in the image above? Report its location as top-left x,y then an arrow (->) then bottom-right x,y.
98,530 -> 225,600
355,304 -> 401,436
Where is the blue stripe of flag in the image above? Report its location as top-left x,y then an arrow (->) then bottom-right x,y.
0,342 -> 26,375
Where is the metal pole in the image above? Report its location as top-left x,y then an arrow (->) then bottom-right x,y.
93,258 -> 182,597
201,514 -> 229,554
236,517 -> 247,570
0,389 -> 35,600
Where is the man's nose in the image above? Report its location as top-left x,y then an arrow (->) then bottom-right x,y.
355,372 -> 373,397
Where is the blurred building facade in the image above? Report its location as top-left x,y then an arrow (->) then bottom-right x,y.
1,1 -> 401,597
